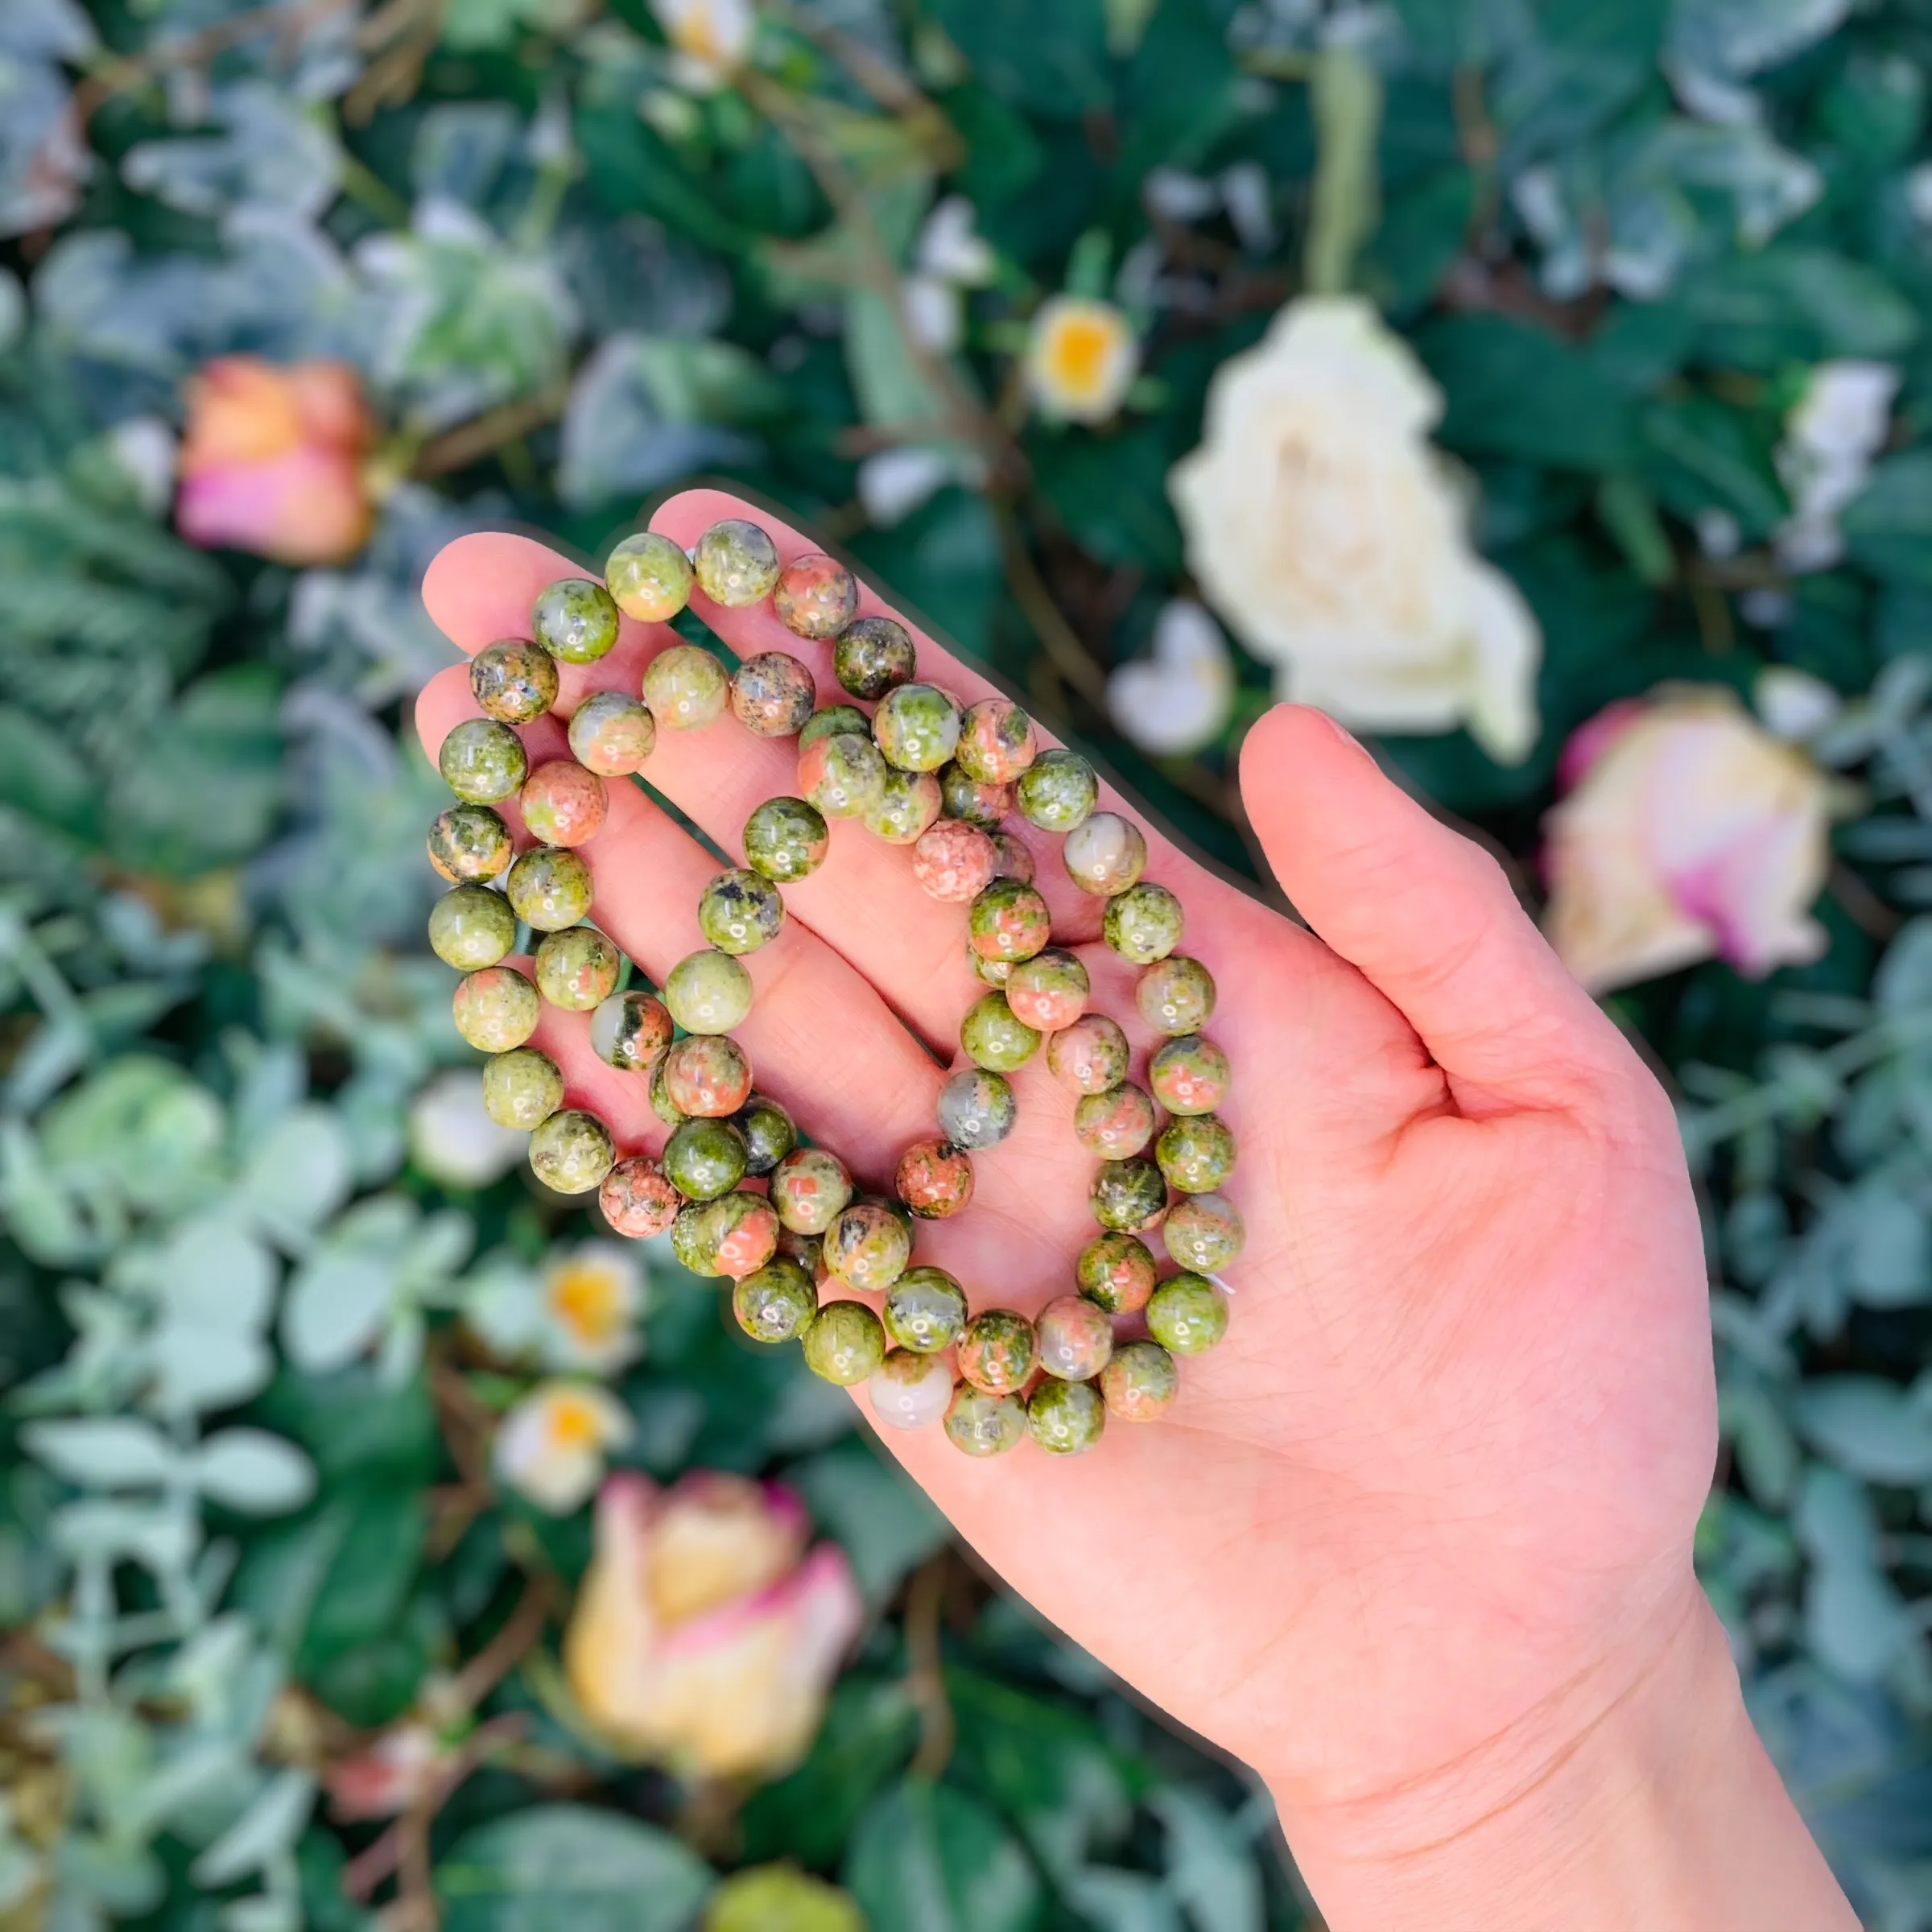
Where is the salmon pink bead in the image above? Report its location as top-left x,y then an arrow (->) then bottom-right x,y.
1046,1014 -> 1129,1094
1034,1294 -> 1113,1381
1100,1340 -> 1178,1420
770,1147 -> 853,1235
730,650 -> 817,737
773,553 -> 859,639
662,1034 -> 754,1117
599,1157 -> 681,1238
1073,1083 -> 1156,1160
895,1137 -> 975,1219
968,879 -> 1051,964
1005,947 -> 1090,1032
520,759 -> 608,848
911,819 -> 997,902
955,698 -> 1037,784
1149,1034 -> 1229,1116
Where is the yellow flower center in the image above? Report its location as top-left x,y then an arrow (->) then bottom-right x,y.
544,1394 -> 605,1450
547,1262 -> 626,1348
1045,316 -> 1119,400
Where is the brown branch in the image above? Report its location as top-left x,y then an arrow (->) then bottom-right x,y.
411,382 -> 571,481
452,1573 -> 557,1712
903,1554 -> 955,1779
995,506 -> 1110,708
1830,859 -> 1903,941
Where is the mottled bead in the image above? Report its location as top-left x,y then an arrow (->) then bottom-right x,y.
1016,748 -> 1096,832
648,1050 -> 686,1127
911,819 -> 997,903
1005,947 -> 1089,1033
1090,1157 -> 1167,1233
1027,1377 -> 1105,1455
440,718 -> 527,803
770,1147 -> 852,1235
1147,1037 -> 1228,1119
506,846 -> 592,931
874,683 -> 962,773
955,698 -> 1037,785
824,1199 -> 912,1293
599,1156 -> 681,1239
939,763 -> 1011,828
731,651 -> 817,737
672,1189 -> 778,1280
744,796 -> 829,881
453,966 -> 540,1053
966,881 -> 1050,966
960,992 -> 1040,1072
568,691 -> 655,776
693,518 -> 781,606
605,530 -> 693,621
1100,1339 -> 1178,1421
696,869 -> 783,956
799,704 -> 869,751
936,1067 -> 1017,1150
776,1226 -> 823,1273
733,1092 -> 795,1175
1146,1272 -> 1228,1354
429,885 -> 515,970
881,1266 -> 968,1353
471,638 -> 559,723
944,1385 -> 1026,1457
589,990 -> 673,1071
428,803 -> 514,883
970,948 -> 1014,989
802,1300 -> 888,1385
1077,1232 -> 1158,1314
529,1108 -> 615,1194
773,553 -> 858,639
895,1138 -> 974,1220
956,1309 -> 1036,1396
1046,1014 -> 1130,1096
1157,1113 -> 1236,1193
989,830 -> 1036,884
1034,1294 -> 1113,1381
535,927 -> 621,1011
664,948 -> 753,1034
1074,1083 -> 1156,1160
1104,881 -> 1184,964
533,578 -> 621,663
1138,955 -> 1216,1035
865,767 -> 943,844
733,1259 -> 818,1343
483,1046 -> 564,1129
663,1034 -> 753,1117
834,615 -> 917,699
643,644 -> 729,731
799,732 -> 888,819
521,759 -> 608,848
1164,1191 -> 1245,1273
869,1349 -> 954,1430
1063,811 -> 1147,897
663,1116 -> 749,1201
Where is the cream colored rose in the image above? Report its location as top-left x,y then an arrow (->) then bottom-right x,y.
1543,688 -> 1831,994
1169,296 -> 1541,763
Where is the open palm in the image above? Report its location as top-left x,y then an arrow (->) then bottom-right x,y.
414,488 -> 1718,1875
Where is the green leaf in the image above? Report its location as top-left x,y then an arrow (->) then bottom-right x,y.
843,1781 -> 1043,1932
0,704 -> 96,840
741,1678 -> 919,1868
1794,1377 -> 1932,1484
1423,316 -> 1635,469
931,0 -> 1110,119
1844,451 -> 1932,586
1304,47 -> 1382,298
1149,1787 -> 1264,1932
789,1440 -> 948,1611
191,1770 -> 317,1888
22,1417 -> 176,1487
192,1429 -> 316,1515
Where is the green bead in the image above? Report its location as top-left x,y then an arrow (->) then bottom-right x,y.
529,1108 -> 616,1193
744,796 -> 829,881
648,1048 -> 687,1127
693,518 -> 780,605
1146,1272 -> 1229,1355
881,1265 -> 968,1353
733,1259 -> 818,1343
774,553 -> 859,639
671,1190 -> 777,1279
733,1092 -> 796,1174
1016,748 -> 1096,832
1100,1339 -> 1178,1421
1026,1377 -> 1105,1454
1074,1083 -> 1156,1161
1035,1294 -> 1113,1381
955,698 -> 1037,784
663,1116 -> 749,1200
1077,1232 -> 1158,1314
643,643 -> 729,731
1164,1191 -> 1245,1273
935,1067 -> 1017,1150
956,1309 -> 1035,1396
960,992 -> 1039,1072
833,615 -> 916,699
1063,811 -> 1146,897
799,732 -> 887,819
865,767 -> 943,844
568,690 -> 656,776
663,1034 -> 753,1117
771,1147 -> 852,1234
453,966 -> 539,1053
1138,955 -> 1216,1035
429,884 -> 515,969
943,1385 -> 1026,1457
699,868 -> 785,955
1156,1112 -> 1236,1192
589,989 -> 673,1070
1148,1034 -> 1229,1116
777,1226 -> 824,1274
1089,1157 -> 1167,1233
440,718 -> 528,803
799,704 -> 870,751
506,845 -> 592,931
470,638 -> 559,723
428,803 -> 513,883
1046,1014 -> 1130,1095
824,1199 -> 912,1293
938,762 -> 1010,828
1104,881 -> 1184,963
534,926 -> 621,1011
532,578 -> 620,663
873,683 -> 962,772
483,1047 -> 564,1129
967,880 -> 1051,965
731,650 -> 817,737
802,1300 -> 887,1385
520,758 -> 608,848
1004,947 -> 1089,1034
969,947 -> 1013,989
664,947 -> 753,1034
605,530 -> 693,622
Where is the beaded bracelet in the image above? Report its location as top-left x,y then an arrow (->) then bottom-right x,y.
427,517 -> 1243,1459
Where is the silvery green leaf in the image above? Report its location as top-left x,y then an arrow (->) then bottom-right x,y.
48,1499 -> 195,1571
280,1248 -> 391,1373
189,1771 -> 316,1889
50,1835 -> 166,1920
145,1322 -> 274,1417
1719,1381 -> 1801,1507
1666,0 -> 1850,103
788,1441 -> 946,1612
23,1418 -> 176,1488
1061,1868 -> 1183,1932
192,1431 -> 316,1515
0,1118 -> 93,1265
122,83 -> 340,222
1149,1788 -> 1263,1932
1796,1378 -> 1932,1484
376,1304 -> 426,1385
1844,1185 -> 1931,1307
400,1207 -> 476,1286
219,1896 -> 300,1932
559,215 -> 729,342
1874,919 -> 1932,1014
126,1741 -> 249,1841
134,1215 -> 279,1331
236,1104 -> 353,1245
411,102 -> 522,205
0,0 -> 96,60
0,41 -> 90,239
1804,1558 -> 1914,1682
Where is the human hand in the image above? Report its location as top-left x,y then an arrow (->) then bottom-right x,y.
414,489 -> 1852,1930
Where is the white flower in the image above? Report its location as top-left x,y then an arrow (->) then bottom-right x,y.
901,277 -> 962,354
1755,666 -> 1842,743
1169,295 -> 1541,763
1108,601 -> 1236,756
1776,361 -> 1899,573
494,1381 -> 633,1514
409,1071 -> 523,1190
915,196 -> 993,286
1025,296 -> 1139,424
465,1242 -> 646,1374
857,445 -> 956,526
650,0 -> 753,91
105,416 -> 178,517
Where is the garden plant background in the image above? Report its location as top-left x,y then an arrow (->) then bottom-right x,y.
7,0 -> 1932,1926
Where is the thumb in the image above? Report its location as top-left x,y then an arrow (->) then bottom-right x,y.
1239,704 -> 1627,1107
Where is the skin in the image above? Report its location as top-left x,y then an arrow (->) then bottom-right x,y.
414,489 -> 1855,1932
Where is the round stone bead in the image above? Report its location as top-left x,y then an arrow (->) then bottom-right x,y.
454,966 -> 540,1053
960,993 -> 1040,1072
968,880 -> 1051,965
955,698 -> 1037,784
834,615 -> 916,699
733,1092 -> 795,1174
1027,1378 -> 1105,1455
865,767 -> 943,844
733,1258 -> 819,1343
1063,811 -> 1146,897
944,1385 -> 1026,1457
774,553 -> 858,639
869,1350 -> 955,1430
1157,1113 -> 1237,1193
663,1116 -> 749,1201
770,1147 -> 852,1235
429,885 -> 515,970
1074,1083 -> 1156,1161
484,1048 -> 564,1129
1164,1191 -> 1245,1274
568,691 -> 656,776
471,638 -> 559,723
936,1067 -> 1017,1150
663,1034 -> 753,1117
693,518 -> 781,606
1149,1034 -> 1228,1116
1016,748 -> 1096,832
1104,881 -> 1184,964
535,927 -> 621,1011
1100,1339 -> 1178,1421
1005,947 -> 1089,1033
990,830 -> 1036,884
1138,955 -> 1216,1035
440,718 -> 527,803
533,579 -> 621,663
428,803 -> 514,883
776,1226 -> 823,1274
530,1108 -> 617,1193
939,763 -> 1011,828
589,989 -> 673,1071
648,1051 -> 686,1128
874,683 -> 962,772
673,1190 -> 778,1279
1035,1294 -> 1113,1381
895,1138 -> 974,1220
643,644 -> 730,732
956,1309 -> 1036,1396
881,1266 -> 968,1353
970,949 -> 1013,989
1077,1232 -> 1158,1314
744,796 -> 829,881
824,1200 -> 912,1293
803,1300 -> 888,1385
699,868 -> 786,956
600,1156 -> 681,1239
911,820 -> 997,903
1046,1014 -> 1130,1096
521,759 -> 609,848
664,947 -> 754,1034
1090,1157 -> 1167,1232
799,733 -> 888,819
605,530 -> 693,622
1147,1273 -> 1229,1354
506,846 -> 592,931
799,703 -> 869,751
731,651 -> 817,737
